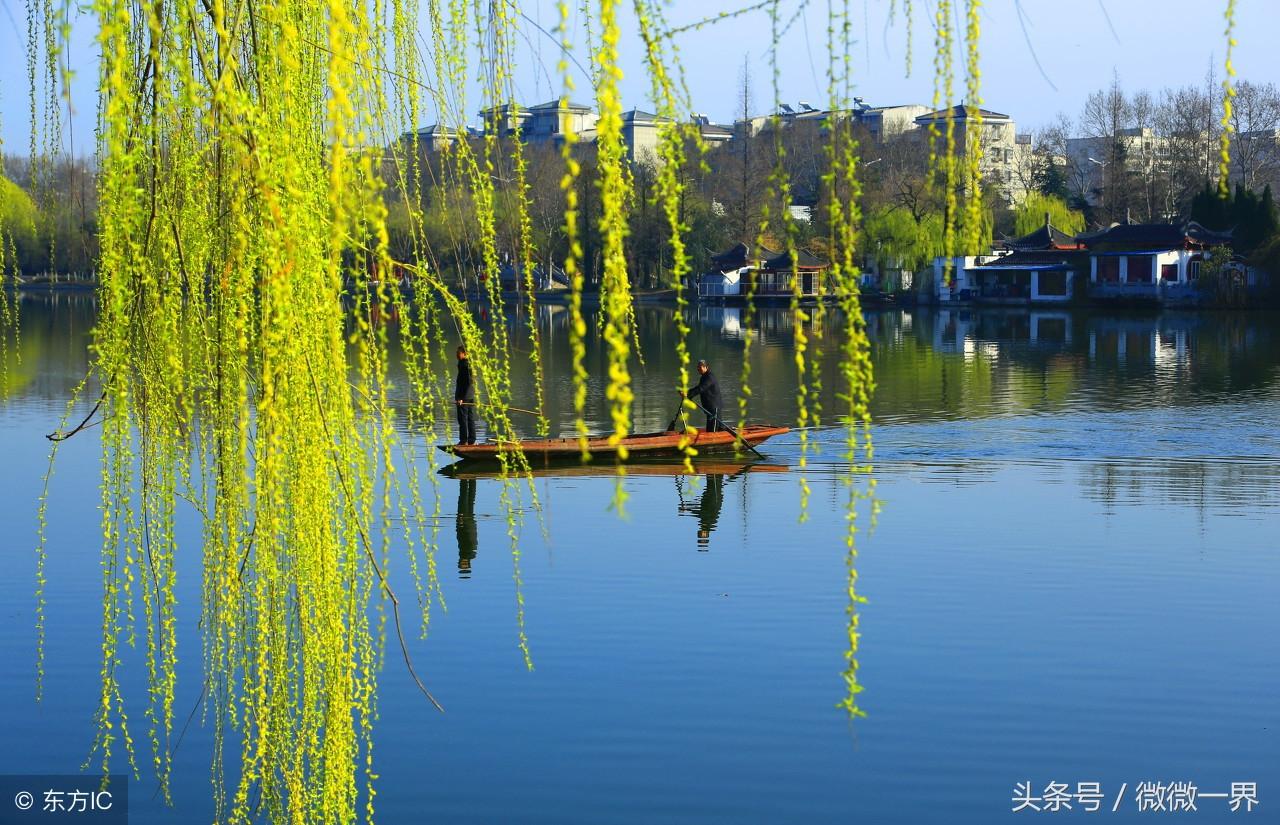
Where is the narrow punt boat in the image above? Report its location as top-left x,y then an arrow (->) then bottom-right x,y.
440,458 -> 790,479
439,425 -> 789,462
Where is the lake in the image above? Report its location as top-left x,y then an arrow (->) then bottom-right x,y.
1,293 -> 1277,823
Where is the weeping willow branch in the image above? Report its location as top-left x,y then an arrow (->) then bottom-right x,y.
45,390 -> 107,442
303,351 -> 445,714
15,0 -> 886,819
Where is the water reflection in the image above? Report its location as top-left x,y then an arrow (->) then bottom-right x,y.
456,478 -> 478,577
1081,457 -> 1280,516
12,293 -> 1280,518
15,292 -> 1278,426
677,474 -> 724,550
441,460 -> 788,557
4,293 -> 1278,825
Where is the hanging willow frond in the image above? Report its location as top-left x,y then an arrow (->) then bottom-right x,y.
15,1 -> 884,819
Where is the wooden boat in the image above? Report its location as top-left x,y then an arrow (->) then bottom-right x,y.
440,458 -> 789,479
439,425 -> 789,462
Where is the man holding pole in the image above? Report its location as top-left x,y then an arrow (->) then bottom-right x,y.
683,358 -> 722,432
455,345 -> 477,445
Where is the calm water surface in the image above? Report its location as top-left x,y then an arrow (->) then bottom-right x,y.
1,294 -> 1277,823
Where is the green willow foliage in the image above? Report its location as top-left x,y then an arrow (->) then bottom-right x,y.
1218,0 -> 1238,197
11,1 -> 1240,821
1013,193 -> 1085,237
0,120 -> 20,392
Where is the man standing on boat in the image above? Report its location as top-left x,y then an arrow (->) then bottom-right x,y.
455,345 -> 477,445
684,359 -> 722,432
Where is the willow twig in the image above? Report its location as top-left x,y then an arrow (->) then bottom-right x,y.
46,391 -> 107,442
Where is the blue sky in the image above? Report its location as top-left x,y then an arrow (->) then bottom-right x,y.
2,1 -> 1278,154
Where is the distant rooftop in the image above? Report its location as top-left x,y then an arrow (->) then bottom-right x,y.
527,99 -> 594,112
915,105 -> 1012,122
1004,220 -> 1083,252
622,108 -> 664,123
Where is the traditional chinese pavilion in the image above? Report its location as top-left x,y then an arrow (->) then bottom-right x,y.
964,214 -> 1088,303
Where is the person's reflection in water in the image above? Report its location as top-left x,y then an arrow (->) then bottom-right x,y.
694,474 -> 724,550
456,478 -> 478,577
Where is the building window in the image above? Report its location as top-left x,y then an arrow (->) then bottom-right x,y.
1190,259 -> 1202,280
1125,255 -> 1153,283
1097,257 -> 1120,283
1160,263 -> 1178,281
1038,271 -> 1069,296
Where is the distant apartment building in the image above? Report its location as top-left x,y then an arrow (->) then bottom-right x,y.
1064,127 -> 1178,205
406,95 -> 1033,198
861,104 -> 931,141
1229,128 -> 1280,191
522,99 -> 600,143
477,99 -> 599,143
621,109 -> 667,164
736,98 -> 929,142
405,100 -> 732,165
912,105 -> 1031,203
404,123 -> 470,153
692,115 -> 734,148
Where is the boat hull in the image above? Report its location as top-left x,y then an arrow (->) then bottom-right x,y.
439,425 -> 789,462
440,458 -> 789,479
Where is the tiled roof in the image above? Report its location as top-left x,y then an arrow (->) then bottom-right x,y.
710,242 -> 750,268
972,250 -> 1084,270
1005,223 -> 1082,251
1078,221 -> 1232,249
762,248 -> 828,270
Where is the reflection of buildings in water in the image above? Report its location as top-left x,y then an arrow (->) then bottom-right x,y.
1029,313 -> 1072,344
18,289 -> 98,312
1081,458 -> 1280,518
916,308 -> 1271,382
877,308 -> 1280,425
696,306 -> 744,341
455,478 -> 478,577
1087,316 -> 1192,371
499,301 -> 569,335
917,309 -> 1222,372
534,302 -> 568,332
677,474 -> 726,550
689,306 -> 821,348
930,308 -> 1076,358
754,307 -> 818,348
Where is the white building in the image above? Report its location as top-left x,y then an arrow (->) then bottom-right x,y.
913,105 -> 1028,202
1064,127 -> 1177,206
1080,221 -> 1233,301
860,104 -> 930,141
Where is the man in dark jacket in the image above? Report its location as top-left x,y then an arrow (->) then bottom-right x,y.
455,345 -> 477,445
684,359 -> 722,432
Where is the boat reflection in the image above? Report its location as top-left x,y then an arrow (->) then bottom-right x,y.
439,458 -> 788,480
442,459 -> 787,558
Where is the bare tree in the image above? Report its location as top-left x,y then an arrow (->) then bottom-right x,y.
1229,80 -> 1280,192
1079,75 -> 1134,223
866,130 -> 935,223
1156,83 -> 1215,218
709,55 -> 771,245
1037,113 -> 1089,207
